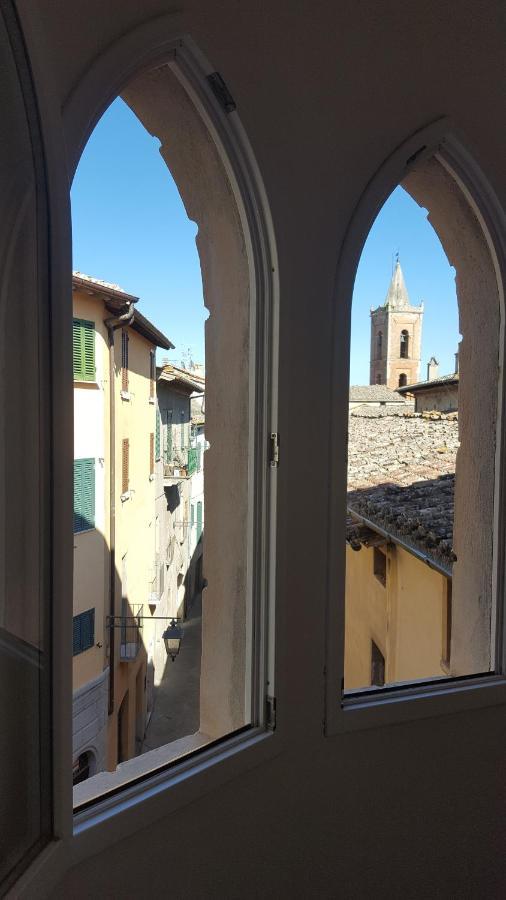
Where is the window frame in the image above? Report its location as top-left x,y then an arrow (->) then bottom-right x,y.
14,28 -> 281,891
324,120 -> 506,738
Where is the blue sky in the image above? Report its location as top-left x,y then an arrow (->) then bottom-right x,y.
72,98 -> 460,381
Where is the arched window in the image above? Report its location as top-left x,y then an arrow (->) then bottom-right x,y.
377,331 -> 383,358
398,373 -> 407,387
400,330 -> 409,358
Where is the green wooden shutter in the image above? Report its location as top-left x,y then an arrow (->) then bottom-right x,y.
165,410 -> 173,462
73,609 -> 95,655
73,318 -> 95,381
74,458 -> 95,532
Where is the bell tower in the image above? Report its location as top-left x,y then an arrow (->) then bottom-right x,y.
369,258 -> 423,389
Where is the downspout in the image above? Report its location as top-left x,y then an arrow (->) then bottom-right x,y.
104,303 -> 134,716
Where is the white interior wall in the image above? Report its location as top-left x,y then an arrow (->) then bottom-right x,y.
15,1 -> 506,896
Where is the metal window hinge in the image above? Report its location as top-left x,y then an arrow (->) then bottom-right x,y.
269,432 -> 280,467
266,695 -> 276,730
207,72 -> 236,113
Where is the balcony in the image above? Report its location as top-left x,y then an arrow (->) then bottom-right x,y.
163,448 -> 198,484
108,605 -> 143,662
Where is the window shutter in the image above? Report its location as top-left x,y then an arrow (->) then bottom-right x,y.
150,432 -> 154,475
73,318 -> 95,381
74,458 -> 95,532
73,615 -> 81,655
73,609 -> 95,655
122,438 -> 129,494
155,409 -> 160,459
165,410 -> 173,462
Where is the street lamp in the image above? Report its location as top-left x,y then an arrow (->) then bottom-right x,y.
163,619 -> 183,662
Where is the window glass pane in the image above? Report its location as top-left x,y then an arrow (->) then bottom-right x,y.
345,172 -> 499,692
0,3 -> 52,887
70,57 -> 268,805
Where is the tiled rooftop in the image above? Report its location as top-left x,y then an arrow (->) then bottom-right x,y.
349,384 -> 406,403
347,410 -> 459,571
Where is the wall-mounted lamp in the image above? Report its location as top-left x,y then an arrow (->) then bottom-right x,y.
163,619 -> 184,662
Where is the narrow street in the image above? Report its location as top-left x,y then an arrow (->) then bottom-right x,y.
142,593 -> 202,752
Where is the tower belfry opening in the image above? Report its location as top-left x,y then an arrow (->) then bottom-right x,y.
369,259 -> 423,389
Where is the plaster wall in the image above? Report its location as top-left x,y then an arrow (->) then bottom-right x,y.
72,291 -> 109,692
344,543 -> 447,689
414,383 -> 459,413
403,157 -> 499,675
10,2 -> 506,897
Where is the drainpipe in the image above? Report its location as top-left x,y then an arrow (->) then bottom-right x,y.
104,303 -> 134,716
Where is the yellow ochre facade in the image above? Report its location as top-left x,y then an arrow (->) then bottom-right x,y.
72,274 -> 172,779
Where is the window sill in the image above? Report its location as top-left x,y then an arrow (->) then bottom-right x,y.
149,397 -> 155,404
121,390 -> 131,401
74,379 -> 100,389
120,490 -> 132,502
326,673 -> 506,735
72,726 -> 280,867
73,527 -> 96,537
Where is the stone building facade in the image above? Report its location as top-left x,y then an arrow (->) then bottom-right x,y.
369,260 -> 423,389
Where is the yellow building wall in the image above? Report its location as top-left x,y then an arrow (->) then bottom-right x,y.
344,542 -> 449,691
344,545 -> 388,690
73,290 -> 158,769
107,324 -> 157,767
73,291 -> 110,693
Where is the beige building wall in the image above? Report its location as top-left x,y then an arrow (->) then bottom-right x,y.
345,542 -> 449,690
72,290 -> 110,773
107,325 -> 157,768
414,383 -> 458,413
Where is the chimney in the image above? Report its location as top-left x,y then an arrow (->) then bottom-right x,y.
454,351 -> 459,373
427,356 -> 439,381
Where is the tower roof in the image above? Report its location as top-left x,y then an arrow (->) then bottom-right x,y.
384,260 -> 410,309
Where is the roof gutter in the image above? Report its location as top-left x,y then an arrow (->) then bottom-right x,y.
347,507 -> 453,578
104,302 -> 135,717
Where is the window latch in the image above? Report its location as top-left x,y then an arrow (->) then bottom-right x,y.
269,432 -> 280,467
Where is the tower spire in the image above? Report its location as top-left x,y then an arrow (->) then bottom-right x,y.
384,258 -> 410,309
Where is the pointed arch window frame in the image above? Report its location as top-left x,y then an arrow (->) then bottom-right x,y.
325,118 -> 506,736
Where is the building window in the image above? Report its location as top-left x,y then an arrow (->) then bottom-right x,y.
73,609 -> 95,656
121,329 -> 129,391
150,432 -> 154,476
196,500 -> 203,541
73,458 -> 95,532
73,318 -> 95,381
400,329 -> 409,358
122,438 -> 129,494
150,349 -> 156,399
377,330 -> 383,358
164,410 -> 173,462
398,373 -> 407,387
73,751 -> 94,786
373,547 -> 386,587
371,641 -> 385,687
376,373 -> 382,384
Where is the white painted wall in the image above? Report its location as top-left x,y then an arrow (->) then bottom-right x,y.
12,3 -> 506,897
